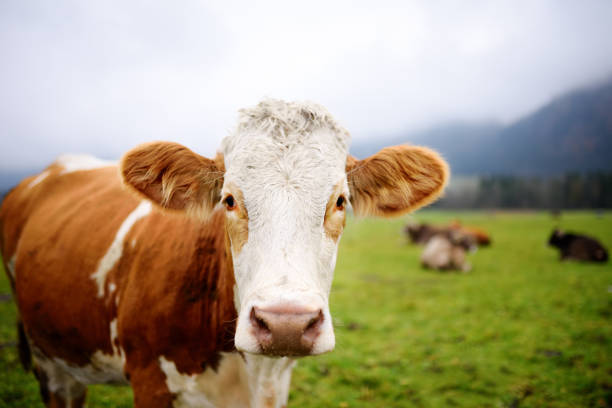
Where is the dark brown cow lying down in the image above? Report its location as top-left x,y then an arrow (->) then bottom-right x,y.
0,100 -> 449,408
548,229 -> 608,263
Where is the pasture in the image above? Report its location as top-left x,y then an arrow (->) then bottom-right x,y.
1,211 -> 611,407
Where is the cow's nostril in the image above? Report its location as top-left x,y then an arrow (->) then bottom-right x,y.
255,317 -> 268,331
305,311 -> 324,332
303,310 -> 324,341
250,307 -> 271,333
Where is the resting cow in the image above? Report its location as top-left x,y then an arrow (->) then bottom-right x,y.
448,221 -> 491,247
420,231 -> 476,272
0,99 -> 448,408
405,221 -> 491,247
404,222 -> 447,244
548,229 -> 608,263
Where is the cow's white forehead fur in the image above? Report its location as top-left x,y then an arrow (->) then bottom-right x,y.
221,99 -> 351,241
222,99 -> 350,354
222,99 -> 350,158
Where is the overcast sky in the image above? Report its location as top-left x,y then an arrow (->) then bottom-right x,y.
1,0 -> 612,172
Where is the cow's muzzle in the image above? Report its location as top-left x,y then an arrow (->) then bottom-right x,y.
249,305 -> 324,357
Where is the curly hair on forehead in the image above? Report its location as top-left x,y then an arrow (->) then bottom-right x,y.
222,99 -> 350,156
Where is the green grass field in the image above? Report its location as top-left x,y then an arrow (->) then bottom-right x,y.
1,211 -> 611,407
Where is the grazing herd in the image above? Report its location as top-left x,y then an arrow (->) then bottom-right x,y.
406,220 -> 608,272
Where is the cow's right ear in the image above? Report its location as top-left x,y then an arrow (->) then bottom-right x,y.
120,142 -> 224,218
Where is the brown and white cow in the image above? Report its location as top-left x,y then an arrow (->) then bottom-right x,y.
0,100 -> 448,408
420,231 -> 476,272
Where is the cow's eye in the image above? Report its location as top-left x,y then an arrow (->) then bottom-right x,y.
336,195 -> 345,210
224,195 -> 236,210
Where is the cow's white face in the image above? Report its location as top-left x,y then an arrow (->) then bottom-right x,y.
121,99 -> 449,358
222,114 -> 350,355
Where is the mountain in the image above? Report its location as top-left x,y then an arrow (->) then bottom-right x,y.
351,121 -> 504,175
490,80 -> 612,175
352,79 -> 612,176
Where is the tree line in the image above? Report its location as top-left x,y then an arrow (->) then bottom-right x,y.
435,172 -> 612,209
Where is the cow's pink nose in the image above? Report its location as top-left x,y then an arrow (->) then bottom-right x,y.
250,305 -> 324,356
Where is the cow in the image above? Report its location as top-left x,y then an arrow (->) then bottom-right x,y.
420,230 -> 476,272
0,99 -> 449,408
403,222 -> 447,245
448,221 -> 491,247
548,229 -> 608,263
404,221 -> 491,247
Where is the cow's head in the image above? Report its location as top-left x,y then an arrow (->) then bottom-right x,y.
548,229 -> 564,248
121,99 -> 448,357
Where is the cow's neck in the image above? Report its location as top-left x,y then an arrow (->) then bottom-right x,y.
244,354 -> 296,408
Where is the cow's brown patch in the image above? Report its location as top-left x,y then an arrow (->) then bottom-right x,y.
129,361 -> 174,408
118,208 -> 237,375
323,182 -> 346,242
223,183 -> 249,254
0,163 -> 64,262
346,145 -> 449,217
264,393 -> 276,408
9,166 -> 136,365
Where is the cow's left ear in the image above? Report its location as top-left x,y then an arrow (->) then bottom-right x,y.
120,142 -> 224,218
346,145 -> 449,217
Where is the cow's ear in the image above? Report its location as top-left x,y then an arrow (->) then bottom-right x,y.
120,142 -> 224,218
346,145 -> 448,217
